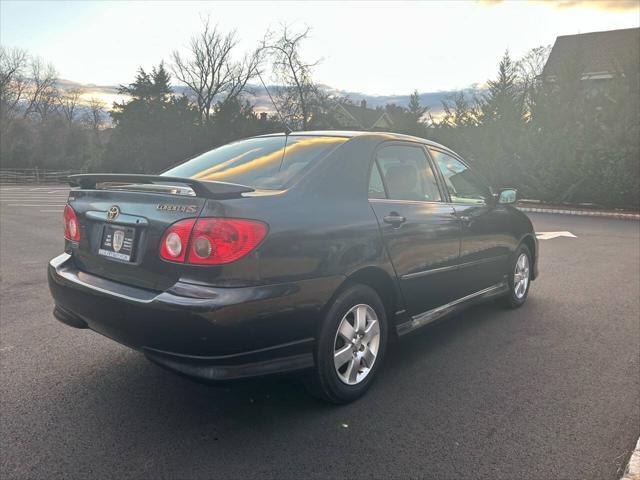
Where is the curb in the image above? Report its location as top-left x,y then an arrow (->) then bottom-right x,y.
518,207 -> 640,220
621,437 -> 640,480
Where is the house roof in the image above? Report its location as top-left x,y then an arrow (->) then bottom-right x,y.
339,103 -> 393,129
542,27 -> 639,79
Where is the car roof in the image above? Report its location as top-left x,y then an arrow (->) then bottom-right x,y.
255,130 -> 455,154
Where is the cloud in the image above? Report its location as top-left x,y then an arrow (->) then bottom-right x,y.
479,0 -> 639,11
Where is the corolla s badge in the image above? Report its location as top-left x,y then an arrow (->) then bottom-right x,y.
156,204 -> 198,213
107,206 -> 120,221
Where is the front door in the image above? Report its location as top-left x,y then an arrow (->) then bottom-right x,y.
428,148 -> 512,295
369,143 -> 461,316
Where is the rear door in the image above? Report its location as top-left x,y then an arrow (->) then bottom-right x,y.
368,142 -> 461,316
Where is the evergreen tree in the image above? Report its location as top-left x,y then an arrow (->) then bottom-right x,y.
481,51 -> 524,125
407,90 -> 429,125
211,96 -> 281,145
474,51 -> 526,187
383,91 -> 430,138
103,63 -> 199,173
439,91 -> 479,128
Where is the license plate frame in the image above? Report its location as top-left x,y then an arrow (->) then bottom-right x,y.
98,225 -> 136,262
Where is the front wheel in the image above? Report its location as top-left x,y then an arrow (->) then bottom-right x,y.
501,244 -> 532,309
305,284 -> 388,404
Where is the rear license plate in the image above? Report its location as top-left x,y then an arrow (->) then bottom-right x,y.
98,225 -> 136,262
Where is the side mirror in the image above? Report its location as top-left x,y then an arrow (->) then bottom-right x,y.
498,188 -> 517,205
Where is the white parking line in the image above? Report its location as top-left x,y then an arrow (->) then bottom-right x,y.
0,184 -> 67,187
0,188 -> 69,195
0,193 -> 69,196
1,199 -> 69,202
0,192 -> 69,194
0,196 -> 70,199
1,201 -> 69,204
0,188 -> 69,192
535,231 -> 577,240
6,204 -> 66,207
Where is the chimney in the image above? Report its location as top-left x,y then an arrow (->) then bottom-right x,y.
360,99 -> 367,109
260,112 -> 267,121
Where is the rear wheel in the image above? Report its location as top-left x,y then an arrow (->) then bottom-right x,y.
501,244 -> 532,309
305,284 -> 388,404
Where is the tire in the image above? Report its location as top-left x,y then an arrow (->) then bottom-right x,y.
501,244 -> 532,309
305,284 -> 388,404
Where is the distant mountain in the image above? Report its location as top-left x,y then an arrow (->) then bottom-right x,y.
244,83 -> 486,118
58,79 -> 484,121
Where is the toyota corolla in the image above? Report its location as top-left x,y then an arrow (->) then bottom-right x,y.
48,131 -> 538,403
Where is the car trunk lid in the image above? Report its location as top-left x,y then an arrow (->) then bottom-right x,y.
66,175 -> 254,291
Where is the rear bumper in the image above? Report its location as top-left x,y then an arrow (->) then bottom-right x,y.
143,344 -> 314,382
48,253 -> 343,381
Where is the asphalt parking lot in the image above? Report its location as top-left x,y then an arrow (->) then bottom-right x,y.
1,185 -> 638,480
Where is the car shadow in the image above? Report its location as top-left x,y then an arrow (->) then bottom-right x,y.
56,299 -> 525,413
37,297 -> 537,477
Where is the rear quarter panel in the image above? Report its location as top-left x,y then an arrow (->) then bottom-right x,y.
173,136 -> 399,348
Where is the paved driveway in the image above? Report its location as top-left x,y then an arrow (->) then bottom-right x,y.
1,186 -> 638,479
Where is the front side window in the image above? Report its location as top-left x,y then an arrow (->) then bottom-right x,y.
374,145 -> 442,202
429,149 -> 491,205
163,136 -> 348,190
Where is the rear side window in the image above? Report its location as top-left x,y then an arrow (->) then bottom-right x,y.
368,163 -> 386,199
374,145 -> 442,202
163,136 -> 348,189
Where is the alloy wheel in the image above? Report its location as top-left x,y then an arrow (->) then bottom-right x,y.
514,253 -> 530,299
333,304 -> 381,385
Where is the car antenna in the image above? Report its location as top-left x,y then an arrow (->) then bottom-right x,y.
257,70 -> 292,135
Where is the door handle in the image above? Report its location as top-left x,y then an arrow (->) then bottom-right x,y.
383,213 -> 406,227
451,211 -> 471,225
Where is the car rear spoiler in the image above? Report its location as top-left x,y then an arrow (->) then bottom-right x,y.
68,174 -> 255,199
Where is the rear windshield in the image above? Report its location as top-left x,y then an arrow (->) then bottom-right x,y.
163,136 -> 348,189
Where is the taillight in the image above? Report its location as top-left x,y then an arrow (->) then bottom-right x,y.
159,218 -> 195,263
186,218 -> 268,265
159,218 -> 267,265
63,204 -> 80,241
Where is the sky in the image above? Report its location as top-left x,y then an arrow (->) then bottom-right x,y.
1,0 -> 639,96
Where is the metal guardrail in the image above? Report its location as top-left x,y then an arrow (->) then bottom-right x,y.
0,168 -> 83,184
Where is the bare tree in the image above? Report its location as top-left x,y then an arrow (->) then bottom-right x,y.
263,25 -> 320,130
84,97 -> 106,131
24,57 -> 59,121
58,88 -> 83,125
0,46 -> 29,120
172,19 -> 261,124
516,45 -> 552,114
517,46 -> 552,84
224,50 -> 261,105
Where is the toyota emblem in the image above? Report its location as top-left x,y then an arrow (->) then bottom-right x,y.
107,205 -> 120,221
